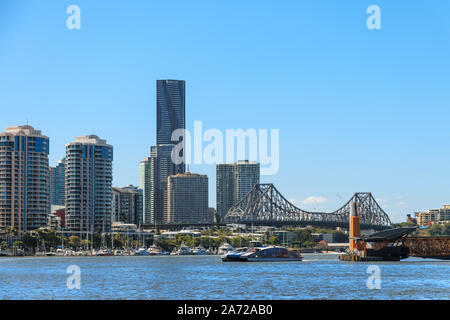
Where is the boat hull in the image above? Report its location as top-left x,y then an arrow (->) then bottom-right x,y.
222,256 -> 302,262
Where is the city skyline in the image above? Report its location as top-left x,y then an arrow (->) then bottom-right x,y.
1,1 -> 450,223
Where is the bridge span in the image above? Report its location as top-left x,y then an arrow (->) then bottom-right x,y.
224,184 -> 392,231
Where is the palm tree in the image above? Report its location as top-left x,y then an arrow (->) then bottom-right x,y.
5,226 -> 17,236
3,226 -> 17,250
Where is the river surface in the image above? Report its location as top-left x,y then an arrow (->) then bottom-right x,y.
0,254 -> 448,300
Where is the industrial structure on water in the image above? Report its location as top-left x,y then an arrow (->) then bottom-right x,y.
339,201 -> 450,261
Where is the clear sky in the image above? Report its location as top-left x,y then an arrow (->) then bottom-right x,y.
1,1 -> 449,222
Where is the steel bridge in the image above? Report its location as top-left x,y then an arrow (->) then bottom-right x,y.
224,184 -> 392,230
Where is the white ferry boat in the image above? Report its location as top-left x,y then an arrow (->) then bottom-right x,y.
222,246 -> 302,262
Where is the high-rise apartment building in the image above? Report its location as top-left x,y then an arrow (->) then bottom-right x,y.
149,144 -> 184,224
139,157 -> 152,224
112,185 -> 143,226
0,125 -> 50,233
216,160 -> 260,218
50,158 -> 65,206
65,135 -> 113,232
156,79 -> 186,146
235,161 -> 260,202
167,172 -> 209,224
216,164 -> 235,219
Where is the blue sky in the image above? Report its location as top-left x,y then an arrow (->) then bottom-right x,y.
1,0 -> 449,222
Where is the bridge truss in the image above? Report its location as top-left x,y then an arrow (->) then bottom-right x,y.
224,184 -> 392,230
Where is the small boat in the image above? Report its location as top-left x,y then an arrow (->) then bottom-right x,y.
217,242 -> 234,255
96,249 -> 114,256
114,250 -> 123,256
65,250 -> 76,256
222,246 -> 302,262
192,246 -> 208,255
148,245 -> 169,255
135,247 -> 150,256
171,242 -> 193,255
0,250 -> 11,257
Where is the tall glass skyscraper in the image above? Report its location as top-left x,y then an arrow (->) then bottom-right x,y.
143,79 -> 187,225
50,158 -> 65,206
0,125 -> 50,233
65,135 -> 113,232
156,79 -> 186,146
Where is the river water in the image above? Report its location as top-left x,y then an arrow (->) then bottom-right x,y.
0,254 -> 448,300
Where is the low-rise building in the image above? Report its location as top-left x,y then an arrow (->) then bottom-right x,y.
312,233 -> 334,243
415,205 -> 450,226
157,229 -> 202,240
47,214 -> 61,230
51,205 -> 66,229
269,230 -> 298,246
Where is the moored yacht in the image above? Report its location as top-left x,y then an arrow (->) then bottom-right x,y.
135,247 -> 150,256
171,242 -> 193,255
96,249 -> 114,256
217,242 -> 234,255
192,246 -> 209,255
147,245 -> 169,255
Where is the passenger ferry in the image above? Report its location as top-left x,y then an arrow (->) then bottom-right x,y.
222,246 -> 302,262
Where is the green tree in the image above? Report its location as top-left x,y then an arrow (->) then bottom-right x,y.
35,228 -> 61,249
302,240 -> 315,248
68,236 -> 81,249
13,241 -> 24,248
217,228 -> 232,237
0,241 -> 9,250
392,222 -> 416,228
296,229 -> 314,247
332,231 -> 348,243
113,233 -> 127,249
22,234 -> 38,252
267,236 -> 280,245
443,224 -> 450,236
4,226 -> 17,237
81,239 -> 90,248
429,224 -> 444,236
